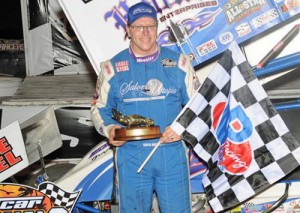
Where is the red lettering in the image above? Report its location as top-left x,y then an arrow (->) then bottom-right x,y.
5,151 -> 22,166
0,138 -> 11,154
0,156 -> 9,172
0,137 -> 23,173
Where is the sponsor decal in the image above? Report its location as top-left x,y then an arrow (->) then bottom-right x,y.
224,0 -> 267,23
115,60 -> 129,72
242,202 -> 273,213
252,9 -> 279,28
136,55 -> 157,63
241,197 -> 300,213
0,137 -> 23,173
235,22 -> 252,37
0,184 -> 55,213
89,142 -> 110,159
219,31 -> 234,44
161,58 -> 177,67
197,40 -> 217,56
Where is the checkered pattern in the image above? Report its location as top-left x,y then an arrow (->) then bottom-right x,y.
171,41 -> 300,212
38,182 -> 80,211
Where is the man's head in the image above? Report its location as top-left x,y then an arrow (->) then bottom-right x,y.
126,2 -> 158,56
127,2 -> 157,26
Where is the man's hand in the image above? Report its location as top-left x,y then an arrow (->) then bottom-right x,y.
108,125 -> 127,146
161,126 -> 181,143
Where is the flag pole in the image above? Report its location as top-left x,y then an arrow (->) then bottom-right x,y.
137,140 -> 162,173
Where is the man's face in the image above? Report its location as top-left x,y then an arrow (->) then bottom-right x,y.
126,17 -> 158,56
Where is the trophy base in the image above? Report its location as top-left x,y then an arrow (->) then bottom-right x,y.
114,126 -> 162,141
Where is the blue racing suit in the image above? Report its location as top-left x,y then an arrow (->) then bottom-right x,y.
91,46 -> 200,213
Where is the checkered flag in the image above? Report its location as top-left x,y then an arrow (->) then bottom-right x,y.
38,182 -> 81,211
171,41 -> 300,212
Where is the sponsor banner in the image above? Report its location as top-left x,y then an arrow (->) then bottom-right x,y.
58,0 -> 299,74
0,121 -> 28,182
0,183 -> 55,213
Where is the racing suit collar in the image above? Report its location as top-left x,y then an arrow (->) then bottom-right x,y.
129,44 -> 160,63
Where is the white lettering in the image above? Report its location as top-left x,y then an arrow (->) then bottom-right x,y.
120,80 -> 178,97
120,81 -> 146,96
0,197 -> 44,210
223,142 -> 248,169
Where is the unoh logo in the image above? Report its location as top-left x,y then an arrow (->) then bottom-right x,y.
212,102 -> 253,174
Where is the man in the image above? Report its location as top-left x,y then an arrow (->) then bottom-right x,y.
91,2 -> 200,212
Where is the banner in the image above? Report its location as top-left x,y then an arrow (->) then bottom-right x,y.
0,182 -> 80,212
59,0 -> 300,74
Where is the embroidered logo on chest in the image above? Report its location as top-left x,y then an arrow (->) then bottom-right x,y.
161,58 -> 177,67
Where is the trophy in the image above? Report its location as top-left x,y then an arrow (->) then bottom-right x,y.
112,109 -> 162,141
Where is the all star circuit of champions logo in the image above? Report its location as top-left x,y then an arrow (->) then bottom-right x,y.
223,0 -> 268,23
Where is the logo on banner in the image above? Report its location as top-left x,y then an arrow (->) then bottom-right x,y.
252,9 -> 279,28
224,0 -> 268,23
235,22 -> 252,37
0,183 -> 55,213
219,31 -> 234,44
197,40 -> 217,56
157,6 -> 221,46
0,137 -> 23,173
212,102 -> 253,174
0,182 -> 80,212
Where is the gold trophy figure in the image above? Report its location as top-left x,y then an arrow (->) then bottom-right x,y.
112,109 -> 162,141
